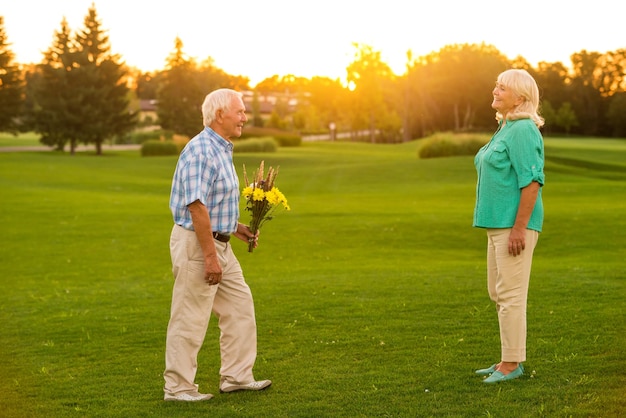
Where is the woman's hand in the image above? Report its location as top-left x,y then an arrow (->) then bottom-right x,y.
508,227 -> 526,256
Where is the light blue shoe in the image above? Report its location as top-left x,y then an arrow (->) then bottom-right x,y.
482,364 -> 524,384
475,364 -> 497,375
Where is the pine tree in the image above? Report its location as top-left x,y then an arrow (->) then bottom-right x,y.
0,16 -> 25,134
29,17 -> 82,151
28,4 -> 136,154
157,37 -> 204,138
157,38 -> 245,138
72,3 -> 136,155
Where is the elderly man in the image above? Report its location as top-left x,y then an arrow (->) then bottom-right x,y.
163,89 -> 271,402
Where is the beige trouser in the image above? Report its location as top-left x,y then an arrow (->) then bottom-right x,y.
163,225 -> 257,395
486,228 -> 539,363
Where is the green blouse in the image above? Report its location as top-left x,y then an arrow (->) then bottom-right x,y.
473,118 -> 545,232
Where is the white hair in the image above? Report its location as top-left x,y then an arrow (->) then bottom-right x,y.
201,88 -> 243,127
496,69 -> 545,128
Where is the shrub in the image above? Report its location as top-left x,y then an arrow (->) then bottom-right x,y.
418,132 -> 490,158
140,140 -> 179,156
172,134 -> 190,153
240,127 -> 302,147
239,126 -> 280,139
127,129 -> 174,144
273,133 -> 302,147
233,137 -> 278,153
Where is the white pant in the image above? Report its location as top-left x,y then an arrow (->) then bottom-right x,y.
163,225 -> 257,394
486,228 -> 539,362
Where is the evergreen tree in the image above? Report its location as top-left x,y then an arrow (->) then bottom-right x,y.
157,38 -> 245,138
157,37 -> 204,138
29,17 -> 81,151
73,4 -> 136,155
0,16 -> 25,134
28,4 -> 136,154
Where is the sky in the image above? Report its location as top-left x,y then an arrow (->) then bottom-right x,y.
3,0 -> 625,86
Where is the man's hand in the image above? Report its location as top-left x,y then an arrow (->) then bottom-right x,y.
204,255 -> 222,286
234,223 -> 259,249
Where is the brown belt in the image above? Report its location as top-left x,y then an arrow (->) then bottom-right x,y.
212,232 -> 231,243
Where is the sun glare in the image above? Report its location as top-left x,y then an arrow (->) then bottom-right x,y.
3,0 -> 624,85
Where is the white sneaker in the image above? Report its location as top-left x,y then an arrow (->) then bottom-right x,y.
164,391 -> 214,402
220,379 -> 272,393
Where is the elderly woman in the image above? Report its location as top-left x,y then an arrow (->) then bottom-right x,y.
473,69 -> 545,383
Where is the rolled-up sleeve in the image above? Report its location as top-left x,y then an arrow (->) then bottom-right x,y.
509,122 -> 545,188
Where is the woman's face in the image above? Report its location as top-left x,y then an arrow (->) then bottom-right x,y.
492,81 -> 523,116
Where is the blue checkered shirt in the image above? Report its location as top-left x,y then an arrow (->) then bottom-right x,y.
169,127 -> 239,233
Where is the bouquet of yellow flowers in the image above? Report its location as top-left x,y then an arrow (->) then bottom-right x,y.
242,161 -> 290,252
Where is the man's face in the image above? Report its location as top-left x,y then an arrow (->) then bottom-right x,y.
217,96 -> 248,140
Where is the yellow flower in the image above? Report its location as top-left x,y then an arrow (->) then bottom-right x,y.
272,188 -> 290,210
242,186 -> 254,199
265,188 -> 281,205
242,161 -> 290,252
278,190 -> 289,207
252,188 -> 265,201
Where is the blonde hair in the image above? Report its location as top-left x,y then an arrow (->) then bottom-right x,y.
201,88 -> 243,127
496,69 -> 544,128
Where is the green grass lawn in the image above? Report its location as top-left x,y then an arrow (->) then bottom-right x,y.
0,132 -> 42,147
0,138 -> 624,417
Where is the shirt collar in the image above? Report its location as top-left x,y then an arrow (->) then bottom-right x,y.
205,127 -> 234,152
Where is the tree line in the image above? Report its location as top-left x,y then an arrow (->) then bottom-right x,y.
1,5 -> 625,154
